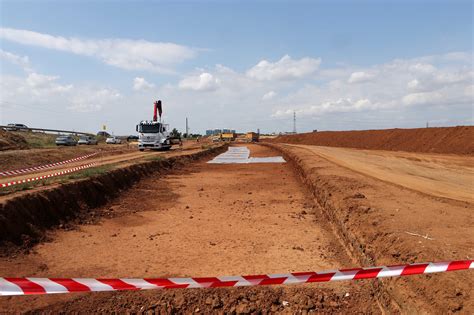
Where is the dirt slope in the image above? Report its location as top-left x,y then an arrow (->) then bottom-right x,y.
266,143 -> 473,313
267,126 -> 474,155
287,144 -> 474,202
0,130 -> 28,151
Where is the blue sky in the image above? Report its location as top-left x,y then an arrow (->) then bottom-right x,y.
1,0 -> 472,134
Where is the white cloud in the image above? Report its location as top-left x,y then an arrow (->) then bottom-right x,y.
402,92 -> 442,106
68,88 -> 121,112
15,72 -> 73,95
273,98 -> 376,117
409,63 -> 437,74
1,71 -> 119,114
348,71 -> 376,84
178,72 -> 220,91
271,52 -> 473,119
1,50 -> 472,134
407,79 -> 420,90
0,27 -> 196,73
133,77 -> 155,91
464,84 -> 474,98
262,91 -> 276,100
441,52 -> 472,62
246,55 -> 321,80
27,72 -> 57,87
0,49 -> 32,72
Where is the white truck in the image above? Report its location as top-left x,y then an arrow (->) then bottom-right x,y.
136,100 -> 172,151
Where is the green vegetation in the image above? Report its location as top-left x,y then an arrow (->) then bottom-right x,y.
65,165 -> 113,180
95,135 -> 107,144
0,182 -> 34,196
145,155 -> 165,162
170,128 -> 182,138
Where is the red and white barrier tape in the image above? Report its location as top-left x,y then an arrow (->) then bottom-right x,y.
0,163 -> 98,188
0,152 -> 98,177
1,260 -> 472,296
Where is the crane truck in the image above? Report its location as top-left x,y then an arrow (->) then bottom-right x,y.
136,100 -> 172,151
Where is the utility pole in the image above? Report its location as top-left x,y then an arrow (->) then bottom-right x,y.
185,117 -> 189,138
293,111 -> 297,134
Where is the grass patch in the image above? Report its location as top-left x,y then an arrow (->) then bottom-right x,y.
0,182 -> 34,196
145,155 -> 165,162
65,165 -> 113,180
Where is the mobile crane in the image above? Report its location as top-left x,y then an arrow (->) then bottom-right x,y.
136,100 -> 172,151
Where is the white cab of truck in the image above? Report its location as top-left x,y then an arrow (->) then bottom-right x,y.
136,121 -> 172,151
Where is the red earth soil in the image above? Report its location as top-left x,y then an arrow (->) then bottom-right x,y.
266,126 -> 474,155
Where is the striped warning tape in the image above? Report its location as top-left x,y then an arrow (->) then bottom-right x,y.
1,260 -> 472,296
0,163 -> 98,188
0,152 -> 98,177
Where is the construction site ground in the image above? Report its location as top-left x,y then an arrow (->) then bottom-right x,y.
0,140 -> 203,172
0,142 -> 472,313
0,140 -> 208,197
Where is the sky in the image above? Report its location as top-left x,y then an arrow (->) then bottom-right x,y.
0,0 -> 473,135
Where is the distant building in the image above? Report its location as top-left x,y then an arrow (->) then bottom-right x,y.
205,128 -> 235,136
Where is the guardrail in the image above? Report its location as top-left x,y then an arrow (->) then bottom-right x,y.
0,125 -> 95,136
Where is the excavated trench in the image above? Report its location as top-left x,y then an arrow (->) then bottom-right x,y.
263,143 -> 473,313
2,143 -> 387,314
0,145 -> 227,253
261,143 -> 400,313
2,143 -> 468,313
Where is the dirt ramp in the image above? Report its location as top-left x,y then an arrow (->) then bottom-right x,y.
267,126 -> 474,155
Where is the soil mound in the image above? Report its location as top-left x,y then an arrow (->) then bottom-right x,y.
31,286 -> 380,314
267,126 -> 474,155
0,130 -> 28,151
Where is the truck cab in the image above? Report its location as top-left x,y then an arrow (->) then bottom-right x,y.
136,120 -> 172,151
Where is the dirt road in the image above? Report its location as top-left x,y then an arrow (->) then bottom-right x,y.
0,140 -> 203,173
0,145 -> 381,313
0,141 -> 210,197
287,144 -> 474,203
0,148 -> 197,185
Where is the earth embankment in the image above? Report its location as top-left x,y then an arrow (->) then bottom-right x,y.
267,126 -> 474,155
